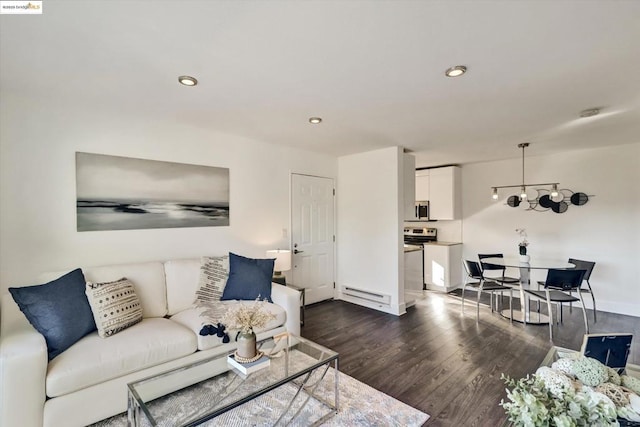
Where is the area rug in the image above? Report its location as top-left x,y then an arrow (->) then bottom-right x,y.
91,368 -> 429,426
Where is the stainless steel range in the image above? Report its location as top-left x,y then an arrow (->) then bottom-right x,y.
404,227 -> 437,245
403,227 -> 436,292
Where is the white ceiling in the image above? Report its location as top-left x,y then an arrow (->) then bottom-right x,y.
2,0 -> 639,167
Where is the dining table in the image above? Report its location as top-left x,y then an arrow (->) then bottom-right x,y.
481,256 -> 575,324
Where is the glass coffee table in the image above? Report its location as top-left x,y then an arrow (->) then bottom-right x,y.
127,333 -> 338,426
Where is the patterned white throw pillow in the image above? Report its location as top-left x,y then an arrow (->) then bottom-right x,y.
194,255 -> 229,307
86,278 -> 143,338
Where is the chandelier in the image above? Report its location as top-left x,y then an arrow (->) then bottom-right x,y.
491,143 -> 560,201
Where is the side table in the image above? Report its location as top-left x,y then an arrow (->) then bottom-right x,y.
286,283 -> 306,326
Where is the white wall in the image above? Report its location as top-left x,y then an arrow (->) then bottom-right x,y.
336,146 -> 405,315
461,143 -> 640,316
0,95 -> 337,290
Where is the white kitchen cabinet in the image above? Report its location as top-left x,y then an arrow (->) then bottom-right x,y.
404,248 -> 423,292
415,170 -> 430,201
404,246 -> 424,309
423,243 -> 462,291
403,153 -> 417,221
428,166 -> 461,220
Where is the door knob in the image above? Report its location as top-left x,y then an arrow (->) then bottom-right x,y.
294,249 -> 304,254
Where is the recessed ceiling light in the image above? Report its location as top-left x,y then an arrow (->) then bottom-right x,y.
445,65 -> 467,77
579,108 -> 600,118
309,117 -> 322,124
178,75 -> 198,86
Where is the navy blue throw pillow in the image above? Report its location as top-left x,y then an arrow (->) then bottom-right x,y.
9,268 -> 97,360
221,253 -> 274,302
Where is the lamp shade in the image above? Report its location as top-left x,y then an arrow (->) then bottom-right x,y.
266,249 -> 291,273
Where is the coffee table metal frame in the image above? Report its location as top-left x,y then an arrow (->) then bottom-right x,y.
127,333 -> 338,427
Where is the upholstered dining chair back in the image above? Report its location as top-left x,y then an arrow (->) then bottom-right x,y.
544,268 -> 586,291
478,253 -> 505,271
464,260 -> 484,280
568,259 -> 596,281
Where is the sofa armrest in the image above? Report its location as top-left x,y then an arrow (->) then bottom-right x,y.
270,284 -> 301,336
1,293 -> 48,427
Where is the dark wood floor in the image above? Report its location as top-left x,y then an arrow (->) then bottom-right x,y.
301,291 -> 640,427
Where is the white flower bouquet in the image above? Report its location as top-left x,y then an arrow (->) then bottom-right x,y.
221,299 -> 275,334
516,228 -> 529,256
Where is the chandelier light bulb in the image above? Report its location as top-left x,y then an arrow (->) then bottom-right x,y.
550,184 -> 559,198
520,186 -> 527,201
491,187 -> 499,200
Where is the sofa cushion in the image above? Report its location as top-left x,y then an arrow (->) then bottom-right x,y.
164,258 -> 201,315
170,301 -> 285,351
39,261 -> 168,318
9,269 -> 97,361
86,278 -> 143,338
221,253 -> 274,302
45,317 -> 196,398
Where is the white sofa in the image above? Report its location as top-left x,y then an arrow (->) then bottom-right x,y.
0,258 -> 301,427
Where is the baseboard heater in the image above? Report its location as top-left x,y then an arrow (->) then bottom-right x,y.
342,286 -> 391,305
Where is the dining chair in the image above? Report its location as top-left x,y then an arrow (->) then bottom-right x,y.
567,258 -> 597,322
524,268 -> 588,341
478,254 -> 520,285
536,259 -> 597,322
462,260 -> 513,320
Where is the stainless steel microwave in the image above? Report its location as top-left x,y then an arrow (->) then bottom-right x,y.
415,201 -> 429,220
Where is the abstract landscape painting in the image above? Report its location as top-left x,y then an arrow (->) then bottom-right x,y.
76,152 -> 229,231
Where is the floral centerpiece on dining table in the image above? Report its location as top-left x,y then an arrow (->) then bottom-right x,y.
516,228 -> 529,260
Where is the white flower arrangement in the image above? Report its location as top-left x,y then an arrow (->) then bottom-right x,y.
516,228 -> 529,256
220,299 -> 275,334
516,228 -> 529,247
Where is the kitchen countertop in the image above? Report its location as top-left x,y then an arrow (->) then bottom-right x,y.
403,244 -> 423,253
423,241 -> 462,246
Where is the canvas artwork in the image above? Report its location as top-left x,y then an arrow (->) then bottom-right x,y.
76,152 -> 229,232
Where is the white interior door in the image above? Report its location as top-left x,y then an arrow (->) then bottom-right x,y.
291,174 -> 335,305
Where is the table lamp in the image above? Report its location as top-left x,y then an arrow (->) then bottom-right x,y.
266,249 -> 291,285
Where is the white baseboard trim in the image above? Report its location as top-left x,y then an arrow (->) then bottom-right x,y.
452,286 -> 640,318
426,284 -> 458,293
591,299 -> 640,318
